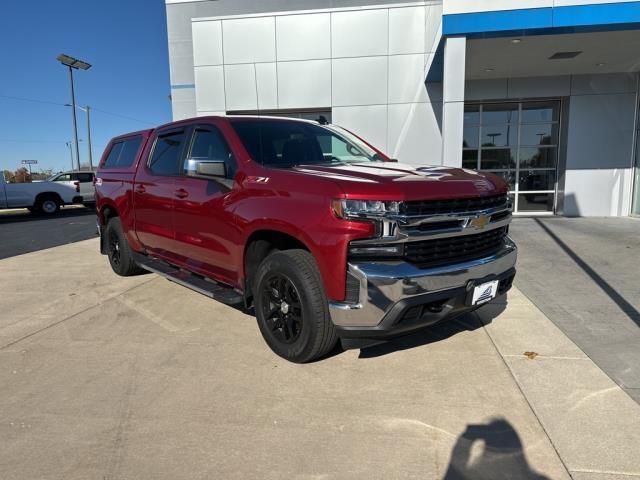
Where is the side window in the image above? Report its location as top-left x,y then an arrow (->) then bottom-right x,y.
102,136 -> 143,168
77,173 -> 93,183
53,174 -> 72,182
188,128 -> 236,178
149,131 -> 186,176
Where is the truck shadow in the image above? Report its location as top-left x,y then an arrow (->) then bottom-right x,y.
356,299 -> 507,359
0,207 -> 94,224
443,418 -> 551,480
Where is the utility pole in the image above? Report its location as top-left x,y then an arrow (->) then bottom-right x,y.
86,105 -> 93,170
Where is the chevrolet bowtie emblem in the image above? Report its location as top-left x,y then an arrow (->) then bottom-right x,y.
469,214 -> 490,230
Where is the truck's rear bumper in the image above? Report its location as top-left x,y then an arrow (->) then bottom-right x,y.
329,238 -> 517,341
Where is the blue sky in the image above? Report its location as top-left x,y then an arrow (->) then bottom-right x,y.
0,0 -> 172,174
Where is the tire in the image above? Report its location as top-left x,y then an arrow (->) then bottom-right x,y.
104,217 -> 145,276
36,196 -> 60,215
254,249 -> 338,363
27,206 -> 40,214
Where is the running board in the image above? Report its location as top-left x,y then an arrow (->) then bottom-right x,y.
133,253 -> 244,305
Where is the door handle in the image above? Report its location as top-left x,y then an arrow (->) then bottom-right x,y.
175,188 -> 189,199
135,185 -> 146,194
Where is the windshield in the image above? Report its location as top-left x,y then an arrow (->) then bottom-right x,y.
230,119 -> 384,167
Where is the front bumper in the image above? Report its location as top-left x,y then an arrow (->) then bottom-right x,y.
329,237 -> 517,340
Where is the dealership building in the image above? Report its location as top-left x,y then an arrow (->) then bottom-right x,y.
165,0 -> 640,216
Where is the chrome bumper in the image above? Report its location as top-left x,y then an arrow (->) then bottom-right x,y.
329,237 -> 517,328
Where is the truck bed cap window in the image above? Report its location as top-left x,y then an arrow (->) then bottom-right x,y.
102,136 -> 143,169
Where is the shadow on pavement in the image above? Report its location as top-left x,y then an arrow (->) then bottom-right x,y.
0,207 -> 94,224
444,418 -> 550,480
357,299 -> 506,359
535,218 -> 640,328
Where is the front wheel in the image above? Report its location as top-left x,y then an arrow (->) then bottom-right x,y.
254,249 -> 338,363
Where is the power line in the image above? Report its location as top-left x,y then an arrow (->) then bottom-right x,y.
0,94 -> 156,125
0,138 -> 68,144
0,94 -> 66,107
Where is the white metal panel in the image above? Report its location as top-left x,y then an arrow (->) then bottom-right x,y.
332,56 -> 388,106
222,16 -> 276,64
570,73 -> 638,95
554,0 -> 634,6
465,79 -> 509,100
388,54 -> 429,103
331,9 -> 388,58
194,66 -> 226,112
255,63 -> 278,110
507,75 -> 571,98
277,60 -> 331,109
333,105 -> 389,152
171,87 -> 197,121
224,64 -> 258,111
425,2 -> 443,53
276,13 -> 331,61
388,102 -> 443,165
389,6 -> 426,55
443,0 -> 553,15
192,21 -> 223,66
564,168 -> 633,216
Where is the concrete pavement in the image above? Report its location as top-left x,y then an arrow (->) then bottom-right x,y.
510,217 -> 640,404
1,238 -> 639,479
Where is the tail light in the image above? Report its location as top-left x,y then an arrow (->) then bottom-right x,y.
73,181 -> 80,193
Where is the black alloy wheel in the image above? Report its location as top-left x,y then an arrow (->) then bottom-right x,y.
260,273 -> 303,344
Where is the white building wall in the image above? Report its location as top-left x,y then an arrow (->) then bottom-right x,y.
191,2 -> 445,165
443,0 -> 635,15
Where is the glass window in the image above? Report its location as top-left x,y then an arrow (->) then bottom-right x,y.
481,148 -> 516,170
463,126 -> 479,148
76,173 -> 94,183
102,136 -> 143,169
481,125 -> 517,148
230,119 -> 381,167
462,150 -> 478,169
519,169 -> 556,191
149,131 -> 185,176
464,105 -> 480,125
518,193 -> 554,212
486,170 -> 515,190
521,101 -> 559,123
482,104 -> 518,125
188,128 -> 236,178
520,124 -> 558,146
52,173 -> 72,182
520,147 -> 557,169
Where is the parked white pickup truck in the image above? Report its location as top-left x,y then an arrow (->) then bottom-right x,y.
0,174 -> 82,214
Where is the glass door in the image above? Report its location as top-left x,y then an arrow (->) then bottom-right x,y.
463,100 -> 561,214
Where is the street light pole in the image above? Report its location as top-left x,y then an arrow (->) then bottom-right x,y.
68,66 -> 81,171
57,54 -> 92,171
85,105 -> 93,170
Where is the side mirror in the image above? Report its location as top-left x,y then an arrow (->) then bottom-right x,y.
184,159 -> 226,178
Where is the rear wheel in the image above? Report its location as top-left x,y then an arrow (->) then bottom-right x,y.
36,196 -> 60,215
105,217 -> 145,276
254,249 -> 337,363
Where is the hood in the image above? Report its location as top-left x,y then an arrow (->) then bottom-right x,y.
291,162 -> 508,201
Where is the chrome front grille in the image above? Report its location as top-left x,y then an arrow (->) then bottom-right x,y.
400,194 -> 508,217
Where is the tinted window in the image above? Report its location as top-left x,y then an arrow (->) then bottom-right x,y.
76,172 -> 94,182
102,136 -> 143,168
230,120 -> 378,167
188,128 -> 236,178
52,174 -> 72,182
149,131 -> 185,176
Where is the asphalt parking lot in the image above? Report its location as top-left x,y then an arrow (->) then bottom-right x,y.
0,206 -> 96,259
1,223 -> 639,479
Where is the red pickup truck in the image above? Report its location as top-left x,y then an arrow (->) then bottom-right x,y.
95,116 -> 517,362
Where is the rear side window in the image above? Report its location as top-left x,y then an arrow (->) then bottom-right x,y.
102,136 -> 143,168
76,172 -> 94,182
149,131 -> 186,176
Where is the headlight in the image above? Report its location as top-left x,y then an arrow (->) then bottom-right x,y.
332,199 -> 400,219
